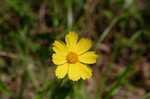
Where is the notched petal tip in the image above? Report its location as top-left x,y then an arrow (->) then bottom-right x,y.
65,32 -> 78,49
55,63 -> 69,79
79,51 -> 98,64
67,63 -> 92,81
52,40 -> 65,47
52,40 -> 68,54
76,38 -> 92,54
80,65 -> 92,80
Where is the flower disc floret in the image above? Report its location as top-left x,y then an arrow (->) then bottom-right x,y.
66,52 -> 78,64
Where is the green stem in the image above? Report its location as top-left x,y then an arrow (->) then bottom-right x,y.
17,70 -> 28,99
104,64 -> 132,99
66,0 -> 73,29
96,13 -> 131,99
104,52 -> 142,99
95,13 -> 130,49
96,45 -> 119,99
142,92 -> 150,99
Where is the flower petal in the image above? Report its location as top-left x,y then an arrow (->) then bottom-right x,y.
79,63 -> 92,80
55,63 -> 69,79
68,63 -> 81,81
65,32 -> 78,50
68,63 -> 92,81
52,40 -> 68,55
79,51 -> 98,64
52,53 -> 67,65
76,38 -> 92,54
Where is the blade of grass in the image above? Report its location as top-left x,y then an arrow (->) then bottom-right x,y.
17,70 -> 28,99
130,30 -> 143,41
96,12 -> 142,99
104,50 -> 143,99
142,92 -> 150,99
95,12 -> 130,48
35,80 -> 54,99
66,0 -> 73,29
96,44 -> 119,99
104,63 -> 133,99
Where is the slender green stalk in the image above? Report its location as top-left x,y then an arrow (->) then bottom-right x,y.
142,92 -> 150,99
96,12 -> 132,99
27,63 -> 38,90
17,70 -> 28,99
96,45 -> 119,99
104,63 -> 132,99
104,50 -> 143,99
66,0 -> 73,29
130,30 -> 143,41
95,13 -> 130,48
35,80 -> 54,99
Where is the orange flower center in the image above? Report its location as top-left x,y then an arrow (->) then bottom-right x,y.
66,52 -> 78,64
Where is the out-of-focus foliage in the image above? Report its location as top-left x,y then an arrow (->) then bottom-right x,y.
0,0 -> 150,99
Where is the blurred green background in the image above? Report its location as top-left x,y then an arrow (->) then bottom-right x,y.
0,0 -> 150,99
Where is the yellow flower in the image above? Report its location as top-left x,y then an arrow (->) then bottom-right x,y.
52,32 -> 98,81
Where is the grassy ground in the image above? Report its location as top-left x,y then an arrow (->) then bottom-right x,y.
0,0 -> 150,99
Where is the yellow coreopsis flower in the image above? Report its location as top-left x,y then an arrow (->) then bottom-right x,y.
52,32 -> 98,81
